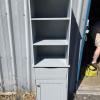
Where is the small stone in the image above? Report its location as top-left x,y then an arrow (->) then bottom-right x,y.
83,96 -> 87,100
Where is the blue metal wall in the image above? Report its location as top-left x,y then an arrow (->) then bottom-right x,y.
68,0 -> 91,98
77,0 -> 91,83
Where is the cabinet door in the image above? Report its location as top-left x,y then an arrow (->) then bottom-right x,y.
37,83 -> 67,100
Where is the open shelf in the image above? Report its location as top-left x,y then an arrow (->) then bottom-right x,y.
33,46 -> 68,67
32,20 -> 69,43
31,18 -> 70,20
33,39 -> 69,46
34,58 -> 68,67
30,0 -> 71,68
30,0 -> 70,18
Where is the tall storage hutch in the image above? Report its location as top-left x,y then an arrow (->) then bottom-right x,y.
29,0 -> 72,99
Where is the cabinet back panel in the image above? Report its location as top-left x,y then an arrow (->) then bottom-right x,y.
32,20 -> 69,41
30,0 -> 70,18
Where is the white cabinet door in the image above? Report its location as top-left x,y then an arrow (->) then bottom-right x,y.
37,83 -> 67,100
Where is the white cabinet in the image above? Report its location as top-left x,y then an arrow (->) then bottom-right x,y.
35,68 -> 69,100
29,0 -> 72,99
37,83 -> 67,100
35,68 -> 68,80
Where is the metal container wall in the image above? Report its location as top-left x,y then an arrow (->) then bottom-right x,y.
68,0 -> 91,98
0,0 -> 35,92
0,0 -> 91,94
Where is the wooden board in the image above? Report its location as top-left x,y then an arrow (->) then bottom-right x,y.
77,71 -> 100,95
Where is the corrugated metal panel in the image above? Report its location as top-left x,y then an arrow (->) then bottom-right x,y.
0,0 -> 34,92
0,0 -> 16,91
72,0 -> 83,26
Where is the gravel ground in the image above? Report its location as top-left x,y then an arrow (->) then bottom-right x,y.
74,94 -> 100,100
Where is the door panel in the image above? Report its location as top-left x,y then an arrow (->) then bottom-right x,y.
37,83 -> 67,100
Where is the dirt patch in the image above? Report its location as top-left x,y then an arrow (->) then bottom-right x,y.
0,92 -> 36,100
22,93 -> 36,100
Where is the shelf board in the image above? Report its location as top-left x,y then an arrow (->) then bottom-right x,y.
34,58 -> 69,68
31,18 -> 70,20
33,40 -> 69,46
